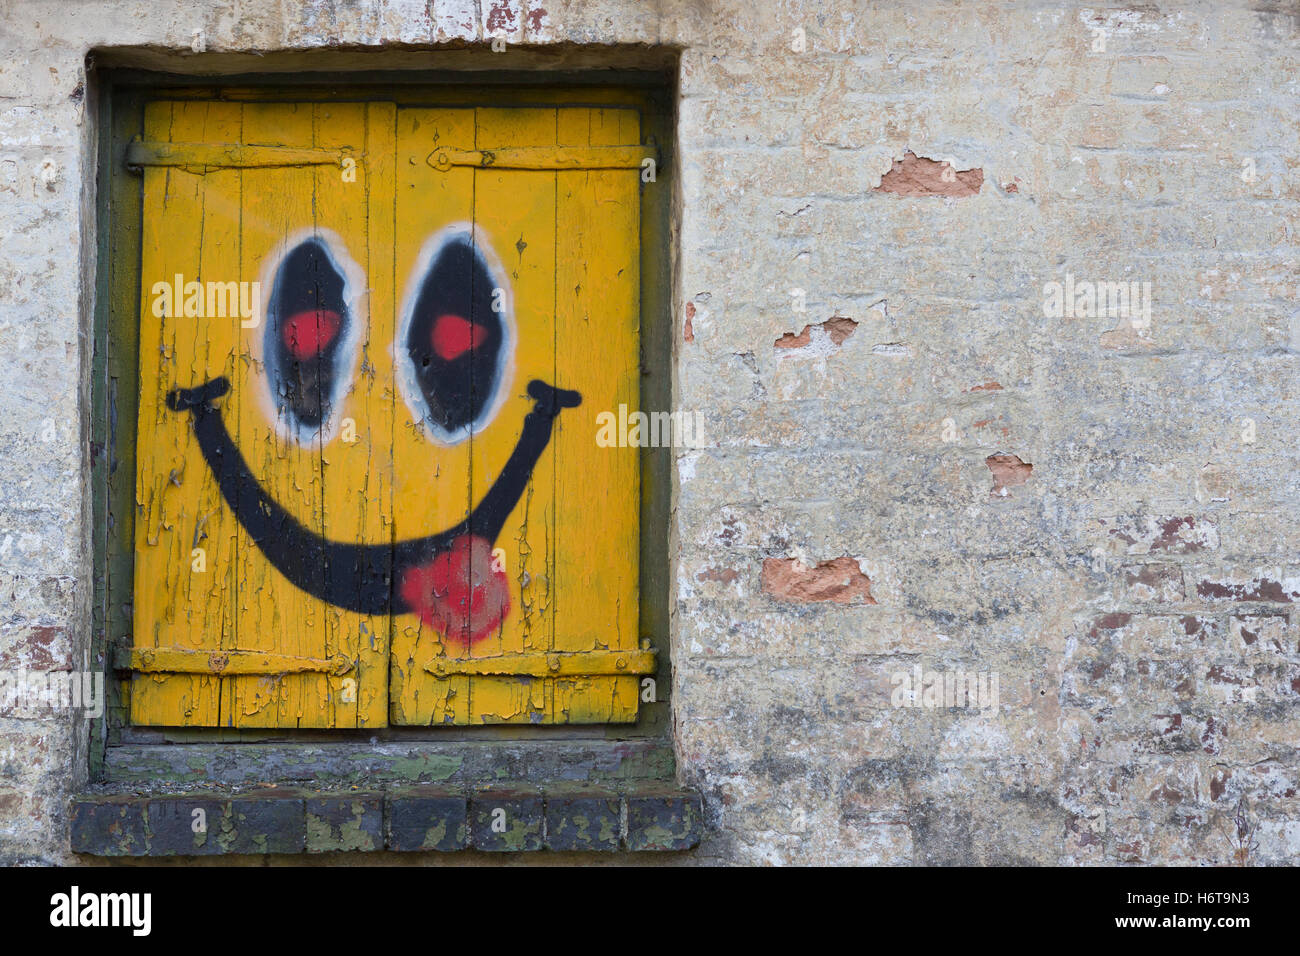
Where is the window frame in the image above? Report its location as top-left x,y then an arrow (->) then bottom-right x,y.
89,67 -> 677,788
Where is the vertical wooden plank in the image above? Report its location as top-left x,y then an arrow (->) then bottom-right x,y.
466,106 -> 558,724
305,100 -> 393,728
132,99 -> 393,729
356,100 -> 398,728
552,107 -> 642,722
386,105 -> 645,726
194,101 -> 245,728
131,99 -> 189,725
388,107 -> 476,725
227,101 -> 326,728
131,100 -> 234,726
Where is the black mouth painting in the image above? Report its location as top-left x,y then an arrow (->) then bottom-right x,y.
166,232 -> 579,646
167,376 -> 580,644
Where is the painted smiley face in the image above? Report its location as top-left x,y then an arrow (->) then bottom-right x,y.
167,228 -> 580,647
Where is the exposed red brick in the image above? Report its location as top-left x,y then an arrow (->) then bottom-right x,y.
1158,516 -> 1206,551
1210,771 -> 1230,801
761,556 -> 876,605
985,454 -> 1033,496
822,316 -> 858,345
684,301 -> 695,343
1108,515 -> 1217,554
774,315 -> 858,350
1148,784 -> 1184,805
697,567 -> 740,585
1093,612 -> 1133,632
716,515 -> 743,547
967,381 -> 1004,392
1206,664 -> 1248,685
1201,716 -> 1220,754
0,625 -> 69,670
1153,713 -> 1182,736
1196,576 -> 1293,604
774,327 -> 811,349
485,0 -> 518,32
875,151 -> 983,198
1123,564 -> 1183,602
1083,619 -> 1125,649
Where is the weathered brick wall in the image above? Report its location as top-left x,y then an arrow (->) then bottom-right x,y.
2,0 -> 1299,864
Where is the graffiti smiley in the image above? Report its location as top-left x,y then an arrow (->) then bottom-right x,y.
166,226 -> 581,646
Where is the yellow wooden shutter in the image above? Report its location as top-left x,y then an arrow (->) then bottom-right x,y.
131,99 -> 395,728
129,98 -> 652,728
388,105 -> 648,725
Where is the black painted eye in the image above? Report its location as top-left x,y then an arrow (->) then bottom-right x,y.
264,238 -> 351,440
398,230 -> 509,443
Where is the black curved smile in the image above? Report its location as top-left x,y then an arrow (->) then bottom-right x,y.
166,376 -> 580,617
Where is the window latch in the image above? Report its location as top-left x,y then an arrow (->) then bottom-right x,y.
125,138 -> 354,175
427,145 -> 656,172
119,646 -> 355,677
424,648 -> 656,678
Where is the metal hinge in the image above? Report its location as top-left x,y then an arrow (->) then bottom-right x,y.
424,648 -> 656,678
426,145 -> 656,172
125,138 -> 354,174
121,646 -> 355,677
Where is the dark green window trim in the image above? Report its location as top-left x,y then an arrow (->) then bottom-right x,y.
71,786 -> 702,855
89,63 -> 680,794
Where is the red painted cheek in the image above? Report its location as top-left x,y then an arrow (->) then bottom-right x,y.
398,535 -> 510,645
281,309 -> 341,359
431,313 -> 488,361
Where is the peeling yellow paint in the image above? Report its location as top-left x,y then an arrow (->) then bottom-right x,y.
131,100 -> 644,728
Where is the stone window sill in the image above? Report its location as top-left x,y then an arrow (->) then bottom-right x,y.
71,786 -> 701,855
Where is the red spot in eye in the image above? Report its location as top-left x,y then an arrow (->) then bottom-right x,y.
431,313 -> 487,361
281,309 -> 341,359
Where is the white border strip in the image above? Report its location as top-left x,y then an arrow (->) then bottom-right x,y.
394,222 -> 516,446
254,227 -> 366,448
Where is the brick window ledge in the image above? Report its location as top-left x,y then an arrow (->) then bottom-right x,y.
71,786 -> 702,855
